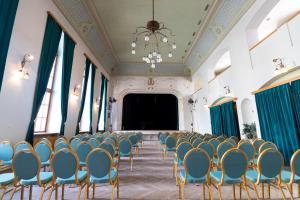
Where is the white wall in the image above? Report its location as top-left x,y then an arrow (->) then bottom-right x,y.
0,0 -> 109,142
110,76 -> 194,131
190,0 -> 300,137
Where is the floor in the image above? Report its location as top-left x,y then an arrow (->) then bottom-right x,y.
5,141 -> 295,199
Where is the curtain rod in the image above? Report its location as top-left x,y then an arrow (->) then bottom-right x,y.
209,98 -> 237,108
252,75 -> 300,95
47,11 -> 77,45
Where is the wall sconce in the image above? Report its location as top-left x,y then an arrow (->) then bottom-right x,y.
95,97 -> 101,107
273,58 -> 293,75
203,97 -> 209,108
224,85 -> 233,97
72,84 -> 81,100
18,54 -> 34,80
109,97 -> 117,103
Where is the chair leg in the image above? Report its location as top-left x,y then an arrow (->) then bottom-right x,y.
111,185 -> 115,200
55,185 -> 58,200
278,185 -> 287,200
117,178 -> 120,198
203,184 -> 206,200
181,183 -> 185,200
217,185 -> 222,200
178,181 -> 181,199
9,187 -> 17,200
268,184 -> 270,199
61,184 -> 65,200
93,183 -> 96,199
286,184 -> 294,200
130,157 -> 133,171
1,188 -> 6,200
233,184 -> 236,200
47,186 -> 54,200
239,184 -> 242,200
244,184 -> 251,200
252,183 -> 260,200
20,186 -> 24,200
208,184 -> 213,200
39,185 -> 46,200
262,183 -> 264,199
29,185 -> 32,200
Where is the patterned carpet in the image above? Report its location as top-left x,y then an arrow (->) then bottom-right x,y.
6,141 -> 295,199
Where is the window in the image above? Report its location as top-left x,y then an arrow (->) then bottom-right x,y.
214,51 -> 231,77
98,81 -> 106,131
34,33 -> 64,133
80,64 -> 92,132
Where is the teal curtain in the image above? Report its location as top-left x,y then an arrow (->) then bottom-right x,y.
26,16 -> 62,144
96,75 -> 106,132
220,101 -> 240,139
103,79 -> 108,131
210,106 -> 223,136
89,64 -> 96,134
59,34 -> 76,135
291,80 -> 300,132
0,0 -> 19,91
255,84 -> 300,164
75,58 -> 91,135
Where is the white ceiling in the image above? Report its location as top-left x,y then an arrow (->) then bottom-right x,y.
53,0 -> 255,76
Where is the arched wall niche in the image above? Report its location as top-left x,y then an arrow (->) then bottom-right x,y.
112,88 -> 185,131
241,98 -> 255,124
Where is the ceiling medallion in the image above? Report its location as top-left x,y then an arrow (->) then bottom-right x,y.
131,0 -> 176,69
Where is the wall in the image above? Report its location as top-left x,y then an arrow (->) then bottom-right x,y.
190,0 -> 300,137
0,0 -> 109,142
110,76 -> 194,132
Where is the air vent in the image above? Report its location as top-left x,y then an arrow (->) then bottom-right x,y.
204,4 -> 210,11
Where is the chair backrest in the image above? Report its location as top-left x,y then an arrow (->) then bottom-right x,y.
192,138 -> 202,148
54,137 -> 67,146
51,148 -> 79,180
226,138 -> 237,146
88,138 -> 100,148
237,141 -> 255,162
39,138 -> 52,146
229,136 -> 239,144
221,148 -> 248,181
259,142 -> 277,154
165,136 -> 176,149
290,149 -> 300,182
86,148 -> 112,179
105,138 -> 116,146
252,138 -> 265,153
34,141 -> 52,162
209,139 -> 220,153
96,136 -> 104,143
119,139 -> 132,155
70,138 -> 81,150
176,142 -> 193,162
184,148 -> 210,180
217,141 -> 234,161
76,141 -> 93,164
12,150 -> 41,184
258,148 -> 283,180
0,141 -> 14,162
99,142 -> 115,158
55,142 -> 70,152
15,141 -> 33,152
198,142 -> 214,159
129,135 -> 138,146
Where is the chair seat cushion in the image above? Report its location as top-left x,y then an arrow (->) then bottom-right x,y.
246,170 -> 275,183
79,161 -> 86,167
90,168 -> 117,184
1,160 -> 12,166
210,171 -> 242,184
281,170 -> 300,183
165,147 -> 176,152
179,170 -> 206,183
41,160 -> 50,167
56,171 -> 88,185
20,172 -> 53,186
120,152 -> 131,157
0,173 -> 14,186
213,158 -> 218,165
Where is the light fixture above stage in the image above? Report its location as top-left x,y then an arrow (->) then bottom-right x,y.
18,54 -> 34,80
131,0 -> 176,69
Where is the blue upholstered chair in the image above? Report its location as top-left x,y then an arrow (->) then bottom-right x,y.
216,136 -> 226,143
99,142 -> 119,167
238,141 -> 255,167
49,148 -> 87,200
119,139 -> 133,171
96,136 -> 104,143
88,138 -> 100,148
179,148 -> 211,200
14,141 -> 33,152
215,141 -> 234,167
229,136 -> 239,144
76,141 -> 93,167
0,172 -> 15,199
280,149 -> 300,200
252,138 -> 265,155
34,141 -> 52,168
226,138 -> 237,146
70,138 -> 81,150
208,139 -> 220,153
159,132 -> 168,145
246,148 -> 285,199
12,150 -> 53,200
54,142 -> 70,152
192,138 -> 202,148
86,148 -> 119,199
54,137 -> 67,146
197,142 -> 214,161
129,134 -> 139,156
258,141 -> 277,154
210,148 -> 250,200
0,141 -> 14,168
163,136 -> 177,160
174,142 -> 193,183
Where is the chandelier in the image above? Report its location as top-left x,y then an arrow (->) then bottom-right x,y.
131,0 -> 176,69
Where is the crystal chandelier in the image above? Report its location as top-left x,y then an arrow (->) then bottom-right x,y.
131,0 -> 176,69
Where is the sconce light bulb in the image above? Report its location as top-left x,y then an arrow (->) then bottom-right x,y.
23,72 -> 29,80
